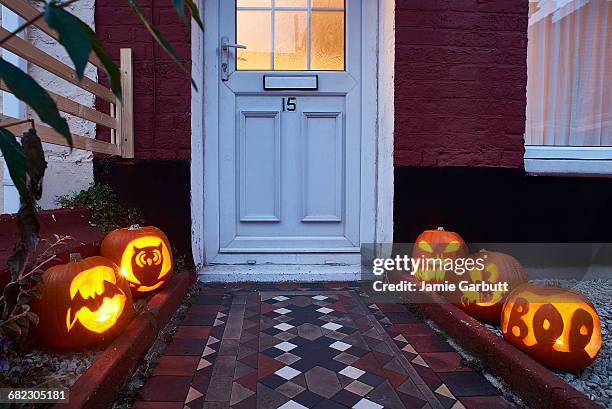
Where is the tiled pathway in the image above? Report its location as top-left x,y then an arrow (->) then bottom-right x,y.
134,284 -> 515,409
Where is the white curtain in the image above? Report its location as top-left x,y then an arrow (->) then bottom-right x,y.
526,0 -> 612,146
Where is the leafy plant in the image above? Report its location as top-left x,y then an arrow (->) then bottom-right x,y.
58,183 -> 143,233
0,0 -> 202,342
172,251 -> 188,273
0,236 -> 73,345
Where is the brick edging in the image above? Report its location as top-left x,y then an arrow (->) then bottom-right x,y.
416,292 -> 602,409
54,271 -> 196,409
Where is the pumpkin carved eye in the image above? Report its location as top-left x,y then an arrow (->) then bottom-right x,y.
444,241 -> 461,253
418,241 -> 433,253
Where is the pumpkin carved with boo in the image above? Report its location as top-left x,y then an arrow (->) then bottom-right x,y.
501,283 -> 602,370
101,225 -> 173,295
32,255 -> 134,349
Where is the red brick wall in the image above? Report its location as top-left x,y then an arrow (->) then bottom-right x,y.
95,1 -> 191,160
394,0 -> 528,167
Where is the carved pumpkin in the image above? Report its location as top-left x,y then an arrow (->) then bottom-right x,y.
412,227 -> 468,283
501,284 -> 602,370
32,255 -> 133,349
457,251 -> 527,322
100,225 -> 173,295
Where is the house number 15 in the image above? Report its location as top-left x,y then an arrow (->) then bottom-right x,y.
282,97 -> 297,112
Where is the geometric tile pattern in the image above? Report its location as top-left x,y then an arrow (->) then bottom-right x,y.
134,283 -> 515,408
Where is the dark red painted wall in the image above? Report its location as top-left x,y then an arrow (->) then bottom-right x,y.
394,0 -> 528,167
95,0 -> 528,166
95,1 -> 191,160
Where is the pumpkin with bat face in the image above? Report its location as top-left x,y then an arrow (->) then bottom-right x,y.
32,256 -> 133,349
457,251 -> 527,322
501,284 -> 602,370
101,225 -> 173,295
412,227 -> 468,283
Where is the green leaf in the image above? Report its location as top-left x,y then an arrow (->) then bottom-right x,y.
79,21 -> 123,100
128,0 -> 198,90
185,0 -> 204,31
44,4 -> 92,80
44,4 -> 122,100
29,287 -> 42,299
0,58 -> 72,146
171,0 -> 188,26
170,0 -> 203,31
0,128 -> 26,197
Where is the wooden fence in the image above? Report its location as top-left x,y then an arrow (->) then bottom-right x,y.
0,0 -> 133,158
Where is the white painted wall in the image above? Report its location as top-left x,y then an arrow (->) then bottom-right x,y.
28,0 -> 97,209
0,1 -> 96,213
0,6 -> 25,214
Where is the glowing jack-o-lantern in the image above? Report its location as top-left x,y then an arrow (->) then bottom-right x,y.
458,251 -> 527,322
101,225 -> 173,295
501,284 -> 602,370
412,227 -> 468,283
32,255 -> 133,349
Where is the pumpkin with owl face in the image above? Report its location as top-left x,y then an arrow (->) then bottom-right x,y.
412,227 -> 468,283
501,284 -> 602,370
100,225 -> 173,295
457,251 -> 527,322
32,255 -> 134,349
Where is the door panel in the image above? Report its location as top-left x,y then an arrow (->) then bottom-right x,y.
239,111 -> 281,222
302,112 -> 343,223
216,0 -> 361,261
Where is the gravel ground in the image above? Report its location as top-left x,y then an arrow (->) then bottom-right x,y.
1,298 -> 153,391
483,279 -> 612,408
1,347 -> 100,389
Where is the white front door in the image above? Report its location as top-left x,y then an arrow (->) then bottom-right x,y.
212,0 -> 362,265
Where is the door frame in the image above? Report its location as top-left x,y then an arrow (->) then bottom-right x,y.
191,0 -> 395,281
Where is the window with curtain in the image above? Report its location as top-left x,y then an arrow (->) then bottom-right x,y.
525,0 -> 612,174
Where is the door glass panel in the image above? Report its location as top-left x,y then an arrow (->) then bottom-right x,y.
274,11 -> 308,70
312,0 -> 344,8
310,11 -> 344,70
236,10 -> 272,70
237,0 -> 271,6
236,0 -> 345,70
276,0 -> 307,7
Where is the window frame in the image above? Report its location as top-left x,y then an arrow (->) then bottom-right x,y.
524,146 -> 612,176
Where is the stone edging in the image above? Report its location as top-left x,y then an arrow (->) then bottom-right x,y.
416,290 -> 602,409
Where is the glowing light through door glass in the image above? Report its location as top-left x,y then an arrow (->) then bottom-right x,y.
236,0 -> 345,70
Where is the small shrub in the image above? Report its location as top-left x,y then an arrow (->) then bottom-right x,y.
58,184 -> 143,233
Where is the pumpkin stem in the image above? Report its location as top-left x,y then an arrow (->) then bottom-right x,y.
128,224 -> 141,231
69,253 -> 83,262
